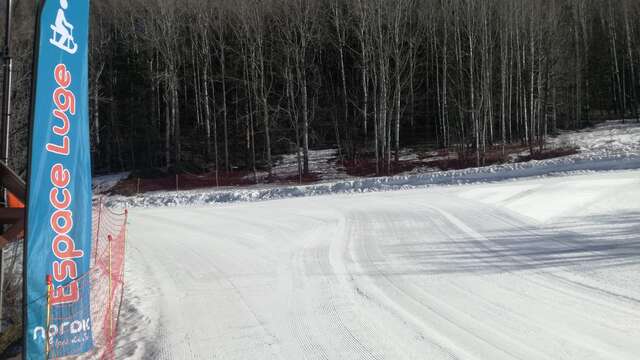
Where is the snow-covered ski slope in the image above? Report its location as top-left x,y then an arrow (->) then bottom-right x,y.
116,122 -> 640,359
120,167 -> 640,359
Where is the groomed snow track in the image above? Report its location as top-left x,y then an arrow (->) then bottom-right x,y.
118,168 -> 640,360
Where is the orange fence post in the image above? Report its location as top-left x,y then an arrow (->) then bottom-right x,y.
112,209 -> 129,353
94,197 -> 103,261
90,203 -> 129,359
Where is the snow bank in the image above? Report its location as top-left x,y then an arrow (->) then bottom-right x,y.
547,120 -> 640,156
105,121 -> 640,208
108,153 -> 640,209
93,172 -> 130,194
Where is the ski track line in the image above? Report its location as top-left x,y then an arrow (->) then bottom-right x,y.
420,206 -> 620,359
328,206 -> 459,359
309,237 -> 371,358
327,214 -> 391,360
293,216 -> 379,360
434,198 -> 640,316
131,211 -> 284,360
485,205 -> 640,307
430,204 -> 640,359
443,196 -> 640,318
353,208 -> 545,360
346,209 -> 470,360
387,208 -> 556,360
288,238 -> 330,360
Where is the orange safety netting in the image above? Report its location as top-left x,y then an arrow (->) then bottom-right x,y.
43,198 -> 128,359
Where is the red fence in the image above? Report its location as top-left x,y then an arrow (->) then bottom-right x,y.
44,198 -> 128,359
112,171 -> 258,195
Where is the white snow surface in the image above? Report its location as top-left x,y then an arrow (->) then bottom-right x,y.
114,121 -> 640,359
547,119 -> 640,156
119,169 -> 640,359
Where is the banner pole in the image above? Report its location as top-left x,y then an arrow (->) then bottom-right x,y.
24,0 -> 48,356
0,0 -> 13,334
1,0 -> 13,168
45,275 -> 52,359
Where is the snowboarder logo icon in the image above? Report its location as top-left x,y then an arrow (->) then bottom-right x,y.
49,0 -> 78,54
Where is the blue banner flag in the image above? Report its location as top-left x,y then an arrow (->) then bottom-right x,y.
25,0 -> 93,358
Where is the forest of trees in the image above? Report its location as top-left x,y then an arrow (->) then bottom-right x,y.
3,0 -> 640,179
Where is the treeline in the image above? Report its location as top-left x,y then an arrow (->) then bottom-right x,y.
4,0 -> 640,177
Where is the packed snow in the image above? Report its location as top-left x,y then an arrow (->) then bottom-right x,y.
118,169 -> 640,359
113,121 -> 640,359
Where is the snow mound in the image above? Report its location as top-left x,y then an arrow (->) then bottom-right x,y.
93,172 -> 131,194
548,120 -> 640,157
108,153 -> 640,209
105,121 -> 640,209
